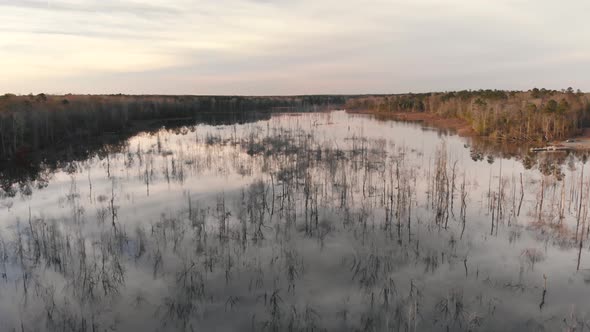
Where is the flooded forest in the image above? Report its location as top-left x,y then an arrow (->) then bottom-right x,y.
1,109 -> 590,331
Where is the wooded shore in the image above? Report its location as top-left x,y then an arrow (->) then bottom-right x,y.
2,89 -> 589,162
346,89 -> 590,144
0,94 -> 346,161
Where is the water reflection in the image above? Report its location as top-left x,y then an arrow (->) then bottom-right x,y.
368,111 -> 589,177
0,111 -> 589,331
0,111 -> 271,197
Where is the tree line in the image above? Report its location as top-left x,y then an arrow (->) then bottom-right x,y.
2,89 -> 588,161
0,94 -> 347,161
345,89 -> 590,142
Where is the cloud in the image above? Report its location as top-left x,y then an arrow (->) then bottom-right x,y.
0,0 -> 589,94
0,0 -> 180,17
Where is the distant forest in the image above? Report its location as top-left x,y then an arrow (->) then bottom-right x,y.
346,88 -> 590,142
1,89 -> 589,162
0,94 -> 346,161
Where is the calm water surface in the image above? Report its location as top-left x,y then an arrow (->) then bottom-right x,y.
0,111 -> 589,331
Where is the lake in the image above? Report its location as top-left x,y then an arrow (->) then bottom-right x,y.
0,110 -> 588,331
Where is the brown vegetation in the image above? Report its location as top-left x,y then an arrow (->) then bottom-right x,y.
346,88 -> 590,142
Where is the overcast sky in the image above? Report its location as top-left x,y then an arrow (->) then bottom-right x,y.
1,0 -> 589,95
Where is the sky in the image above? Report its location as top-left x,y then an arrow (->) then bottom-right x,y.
0,0 -> 589,95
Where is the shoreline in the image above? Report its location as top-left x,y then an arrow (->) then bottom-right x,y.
347,109 -> 476,137
348,109 -> 590,152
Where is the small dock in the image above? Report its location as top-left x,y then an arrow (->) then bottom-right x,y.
530,146 -> 570,152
